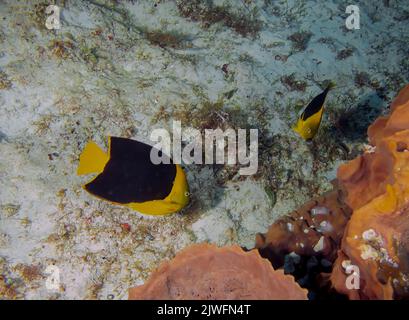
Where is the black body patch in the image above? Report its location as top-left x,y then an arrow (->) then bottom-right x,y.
301,88 -> 329,121
85,137 -> 176,204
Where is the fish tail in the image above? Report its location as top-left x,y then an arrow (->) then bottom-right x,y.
77,141 -> 109,175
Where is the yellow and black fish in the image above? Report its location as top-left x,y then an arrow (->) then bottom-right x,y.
77,136 -> 189,215
293,83 -> 335,140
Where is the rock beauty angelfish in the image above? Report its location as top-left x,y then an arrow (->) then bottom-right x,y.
77,136 -> 189,215
292,82 -> 335,141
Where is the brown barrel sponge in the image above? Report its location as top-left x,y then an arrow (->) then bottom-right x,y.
331,84 -> 409,299
128,243 -> 307,300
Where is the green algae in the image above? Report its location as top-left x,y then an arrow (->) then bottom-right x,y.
177,0 -> 262,38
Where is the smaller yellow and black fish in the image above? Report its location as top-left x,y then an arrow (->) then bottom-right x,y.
293,83 -> 335,140
77,137 -> 189,216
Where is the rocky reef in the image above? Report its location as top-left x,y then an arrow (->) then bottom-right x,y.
129,243 -> 307,300
255,185 -> 351,299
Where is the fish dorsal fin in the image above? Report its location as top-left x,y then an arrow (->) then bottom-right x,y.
77,141 -> 109,175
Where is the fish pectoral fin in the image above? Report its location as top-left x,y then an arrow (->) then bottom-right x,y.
77,141 -> 109,175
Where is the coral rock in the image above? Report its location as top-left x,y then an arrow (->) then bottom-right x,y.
255,185 -> 351,298
256,186 -> 351,266
128,244 -> 307,300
